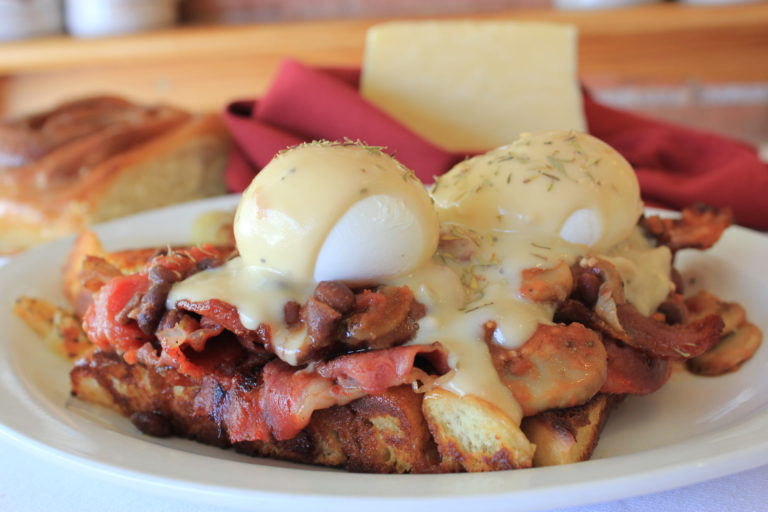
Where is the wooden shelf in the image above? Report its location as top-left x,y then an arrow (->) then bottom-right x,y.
0,2 -> 766,116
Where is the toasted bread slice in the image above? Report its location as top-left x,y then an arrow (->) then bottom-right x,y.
13,296 -> 90,359
421,388 -> 534,471
69,347 -> 548,473
71,349 -> 446,473
520,393 -> 621,467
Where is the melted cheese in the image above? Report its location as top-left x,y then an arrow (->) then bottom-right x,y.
167,257 -> 314,366
602,227 -> 674,316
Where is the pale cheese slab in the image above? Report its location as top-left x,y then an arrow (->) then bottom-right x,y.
360,21 -> 585,151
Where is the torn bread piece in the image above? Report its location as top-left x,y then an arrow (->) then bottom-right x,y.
521,394 -> 622,467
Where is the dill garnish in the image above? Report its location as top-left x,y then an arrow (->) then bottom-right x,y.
488,152 -> 516,164
474,177 -> 494,193
547,156 -> 576,180
462,302 -> 495,313
276,138 -> 389,157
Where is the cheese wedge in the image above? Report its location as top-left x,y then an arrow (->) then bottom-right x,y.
361,21 -> 585,151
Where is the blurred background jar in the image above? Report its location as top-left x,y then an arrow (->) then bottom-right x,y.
553,0 -> 660,9
179,0 -> 549,24
64,0 -> 179,38
0,0 -> 64,42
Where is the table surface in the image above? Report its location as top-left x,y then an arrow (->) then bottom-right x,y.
0,2 -> 766,116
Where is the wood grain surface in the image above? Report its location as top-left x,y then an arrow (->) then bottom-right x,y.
0,2 -> 765,116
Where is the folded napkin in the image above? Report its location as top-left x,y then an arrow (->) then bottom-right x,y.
223,59 -> 768,230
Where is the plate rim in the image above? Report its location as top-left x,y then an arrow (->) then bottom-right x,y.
0,195 -> 766,512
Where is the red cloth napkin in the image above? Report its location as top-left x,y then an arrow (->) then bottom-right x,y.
223,59 -> 768,231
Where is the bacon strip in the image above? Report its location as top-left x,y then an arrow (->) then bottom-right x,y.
83,273 -> 154,362
226,343 -> 449,442
641,204 -> 733,253
150,313 -> 226,377
615,304 -> 722,360
600,338 -> 671,395
569,258 -> 724,361
175,298 -> 266,345
82,245 -> 235,363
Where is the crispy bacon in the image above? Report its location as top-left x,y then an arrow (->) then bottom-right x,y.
615,303 -> 722,360
131,310 -> 253,379
566,258 -> 724,361
641,204 -> 733,253
256,361 -> 338,442
175,298 -> 267,347
600,338 -> 671,395
153,313 -> 224,375
215,343 -> 450,442
315,341 -> 450,392
82,245 -> 235,364
83,273 -> 154,363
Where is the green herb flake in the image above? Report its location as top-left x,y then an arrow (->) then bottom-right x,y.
461,302 -> 495,313
542,172 -> 561,182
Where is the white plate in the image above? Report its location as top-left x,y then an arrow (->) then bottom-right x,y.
0,195 -> 766,512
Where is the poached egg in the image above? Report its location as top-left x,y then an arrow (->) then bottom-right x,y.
432,130 -> 643,251
234,141 -> 439,284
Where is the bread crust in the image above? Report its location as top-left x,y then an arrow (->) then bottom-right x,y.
521,393 -> 622,466
71,350 -> 446,473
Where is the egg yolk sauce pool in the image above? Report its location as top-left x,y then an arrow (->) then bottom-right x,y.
168,134 -> 673,425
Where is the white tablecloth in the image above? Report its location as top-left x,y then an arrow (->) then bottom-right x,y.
1,434 -> 765,512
